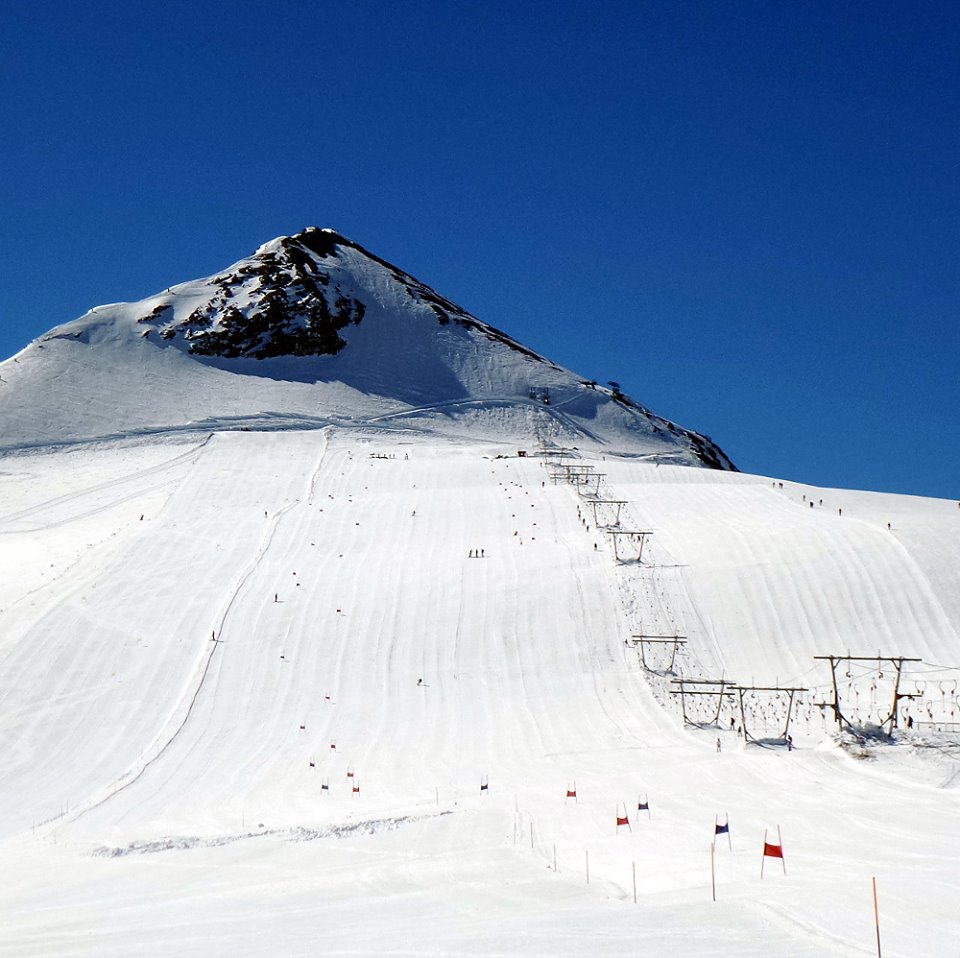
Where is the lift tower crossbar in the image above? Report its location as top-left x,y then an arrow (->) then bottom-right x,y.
627,635 -> 687,674
670,678 -> 738,727
582,497 -> 628,527
607,530 -> 652,563
549,468 -> 595,485
734,685 -> 809,745
813,655 -> 921,734
574,473 -> 606,497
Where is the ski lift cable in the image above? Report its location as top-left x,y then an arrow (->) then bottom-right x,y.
911,661 -> 960,674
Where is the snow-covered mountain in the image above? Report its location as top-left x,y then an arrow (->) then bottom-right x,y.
0,228 -> 733,469
1,232 -> 958,957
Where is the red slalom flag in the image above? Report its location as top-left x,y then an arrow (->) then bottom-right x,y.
760,827 -> 786,877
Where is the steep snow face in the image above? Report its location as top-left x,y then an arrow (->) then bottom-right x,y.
0,229 -> 733,469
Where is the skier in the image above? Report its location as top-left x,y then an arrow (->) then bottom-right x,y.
716,738 -> 722,753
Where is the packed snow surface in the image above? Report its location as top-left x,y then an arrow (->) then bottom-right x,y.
0,427 -> 958,957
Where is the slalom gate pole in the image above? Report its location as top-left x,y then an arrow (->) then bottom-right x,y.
761,829 -> 767,879
778,824 -> 786,875
530,822 -> 534,849
553,844 -> 557,872
872,877 -> 882,958
711,842 -> 716,902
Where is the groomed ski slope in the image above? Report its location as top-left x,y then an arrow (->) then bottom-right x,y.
0,430 -> 958,957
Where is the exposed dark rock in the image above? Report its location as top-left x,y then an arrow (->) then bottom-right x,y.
138,302 -> 172,324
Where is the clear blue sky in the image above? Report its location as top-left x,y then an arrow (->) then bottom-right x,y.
2,1 -> 957,498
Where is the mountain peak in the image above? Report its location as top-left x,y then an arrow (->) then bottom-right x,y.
0,228 -> 735,470
137,225 -> 539,364
139,227 -> 368,360
254,226 -> 342,259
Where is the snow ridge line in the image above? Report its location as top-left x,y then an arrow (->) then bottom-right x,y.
358,396 -> 531,423
91,811 -> 452,858
61,455 -> 309,828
